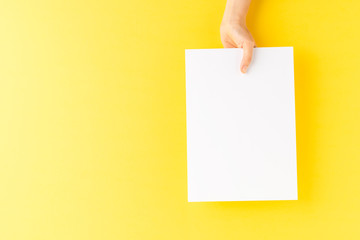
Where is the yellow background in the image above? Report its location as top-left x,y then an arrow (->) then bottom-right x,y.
1,0 -> 360,239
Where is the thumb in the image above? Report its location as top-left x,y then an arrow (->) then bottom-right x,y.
240,41 -> 254,73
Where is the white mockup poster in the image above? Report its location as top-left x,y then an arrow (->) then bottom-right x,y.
185,47 -> 297,202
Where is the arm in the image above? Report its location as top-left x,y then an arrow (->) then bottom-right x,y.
220,0 -> 255,73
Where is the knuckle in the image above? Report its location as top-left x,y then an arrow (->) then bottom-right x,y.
236,41 -> 243,48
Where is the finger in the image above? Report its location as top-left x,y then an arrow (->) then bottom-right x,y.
240,42 -> 254,73
222,40 -> 237,48
221,37 -> 237,48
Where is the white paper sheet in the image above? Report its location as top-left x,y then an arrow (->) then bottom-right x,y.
185,47 -> 297,202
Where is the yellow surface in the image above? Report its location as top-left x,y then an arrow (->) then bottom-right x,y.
1,0 -> 360,239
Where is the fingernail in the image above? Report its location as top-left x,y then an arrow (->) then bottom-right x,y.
241,65 -> 248,73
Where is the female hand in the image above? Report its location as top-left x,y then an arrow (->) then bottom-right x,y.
220,0 -> 255,73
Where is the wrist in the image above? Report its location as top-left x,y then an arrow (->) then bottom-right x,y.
222,0 -> 249,26
222,14 -> 246,27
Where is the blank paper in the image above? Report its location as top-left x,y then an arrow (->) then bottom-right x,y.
185,47 -> 297,202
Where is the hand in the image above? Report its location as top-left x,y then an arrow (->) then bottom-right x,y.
221,0 -> 255,73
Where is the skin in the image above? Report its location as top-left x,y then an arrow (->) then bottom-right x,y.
220,0 -> 255,73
